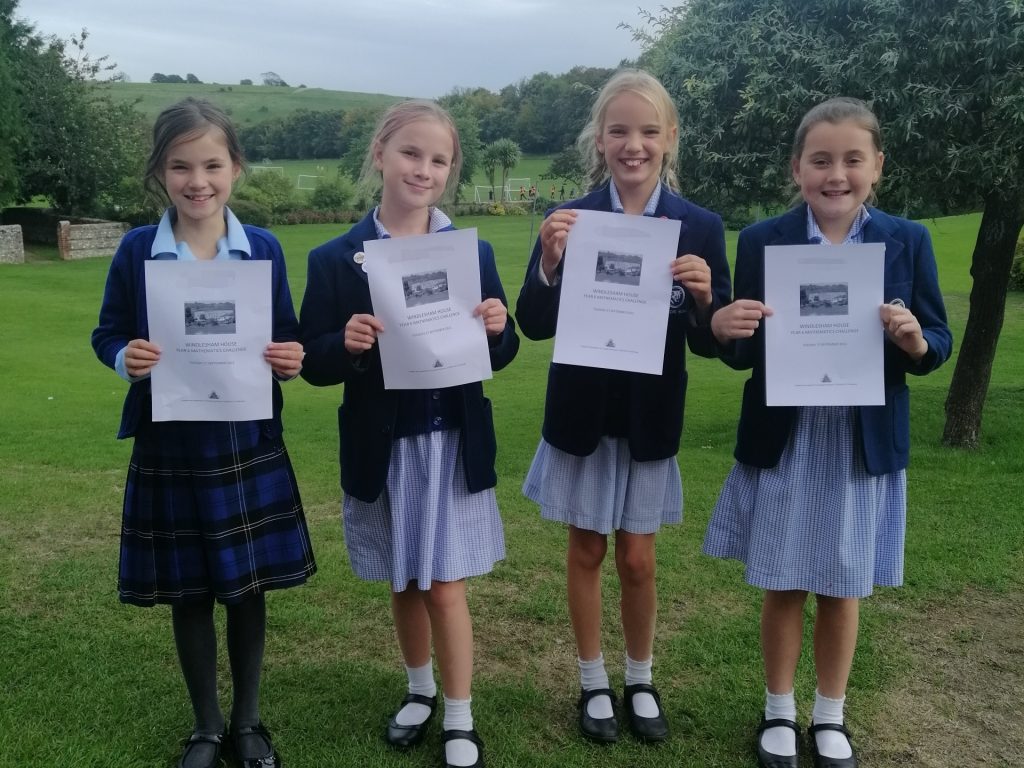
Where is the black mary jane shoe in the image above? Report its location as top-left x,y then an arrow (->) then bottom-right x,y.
808,722 -> 858,768
442,728 -> 485,768
577,687 -> 619,744
177,730 -> 225,768
385,693 -> 437,749
756,717 -> 800,768
229,721 -> 281,768
623,683 -> 669,743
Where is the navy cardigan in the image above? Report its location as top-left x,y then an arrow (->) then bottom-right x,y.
299,211 -> 520,503
721,204 -> 953,475
91,224 -> 299,440
515,184 -> 731,461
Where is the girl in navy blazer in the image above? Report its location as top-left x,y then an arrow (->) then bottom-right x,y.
92,99 -> 315,768
704,98 -> 952,768
299,101 -> 518,768
516,70 -> 731,745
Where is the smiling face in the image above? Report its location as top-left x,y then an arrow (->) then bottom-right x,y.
595,90 -> 676,201
792,119 -> 884,241
373,117 -> 454,217
160,127 -> 240,229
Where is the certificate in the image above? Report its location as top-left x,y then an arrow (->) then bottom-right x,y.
764,243 -> 885,406
364,228 -> 491,390
552,210 -> 680,374
145,260 -> 272,421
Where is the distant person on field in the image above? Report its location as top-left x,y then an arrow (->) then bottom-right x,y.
704,97 -> 952,768
91,97 -> 315,768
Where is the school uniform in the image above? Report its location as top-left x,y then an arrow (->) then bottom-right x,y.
516,181 -> 731,533
299,208 -> 519,589
702,204 -> 953,597
92,207 -> 316,606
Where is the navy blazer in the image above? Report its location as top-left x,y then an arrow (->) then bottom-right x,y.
299,211 -> 520,503
515,184 -> 731,460
91,224 -> 299,440
721,204 -> 953,475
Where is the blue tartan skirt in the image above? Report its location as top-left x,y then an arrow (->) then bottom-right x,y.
119,420 -> 317,606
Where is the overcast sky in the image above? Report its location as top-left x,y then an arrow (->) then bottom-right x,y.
15,0 -> 648,97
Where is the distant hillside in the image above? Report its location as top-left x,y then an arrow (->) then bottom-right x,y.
105,82 -> 405,124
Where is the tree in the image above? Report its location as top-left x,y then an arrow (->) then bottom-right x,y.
481,143 -> 500,202
7,21 -> 147,213
185,73 -> 201,84
240,78 -> 253,86
542,145 -> 585,191
0,0 -> 27,205
640,0 -> 1024,448
447,102 -> 482,201
488,138 -> 522,203
261,71 -> 288,87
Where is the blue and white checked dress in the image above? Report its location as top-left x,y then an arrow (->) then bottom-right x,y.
342,208 -> 505,591
702,207 -> 907,598
523,181 -> 684,535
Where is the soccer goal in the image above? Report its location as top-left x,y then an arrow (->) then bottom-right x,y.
505,178 -> 531,202
297,175 -> 322,190
251,165 -> 285,176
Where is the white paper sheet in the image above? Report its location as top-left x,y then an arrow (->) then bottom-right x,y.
364,228 -> 492,390
145,260 -> 272,421
764,243 -> 885,406
552,210 -> 680,374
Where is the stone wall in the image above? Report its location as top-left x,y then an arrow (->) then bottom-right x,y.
57,220 -> 129,260
0,225 -> 24,264
1,208 -> 128,260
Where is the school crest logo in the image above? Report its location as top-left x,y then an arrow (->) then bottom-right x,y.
669,284 -> 687,312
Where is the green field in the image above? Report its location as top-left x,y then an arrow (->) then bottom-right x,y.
1,213 -> 1021,766
107,82 -> 404,125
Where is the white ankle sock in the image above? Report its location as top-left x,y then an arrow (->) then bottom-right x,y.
761,689 -> 797,756
442,696 -> 477,767
812,690 -> 852,759
624,655 -> 659,718
578,654 -> 614,719
394,661 -> 436,726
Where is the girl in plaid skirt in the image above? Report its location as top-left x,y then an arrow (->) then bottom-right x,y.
92,98 -> 316,768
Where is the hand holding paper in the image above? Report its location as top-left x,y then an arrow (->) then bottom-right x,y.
711,300 -> 774,342
345,313 -> 384,353
670,253 -> 713,310
124,338 -> 161,377
475,298 -> 507,336
540,209 -> 577,281
264,341 -> 304,378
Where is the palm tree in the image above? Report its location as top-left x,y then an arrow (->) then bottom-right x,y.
487,138 -> 521,203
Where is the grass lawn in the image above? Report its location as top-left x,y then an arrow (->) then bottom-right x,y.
107,82 -> 404,126
0,213 -> 1020,767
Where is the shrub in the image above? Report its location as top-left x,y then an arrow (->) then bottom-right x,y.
229,198 -> 272,228
235,171 -> 298,218
309,176 -> 356,212
487,204 -> 506,216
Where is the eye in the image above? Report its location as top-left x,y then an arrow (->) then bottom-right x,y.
401,149 -> 417,157
644,128 -> 661,137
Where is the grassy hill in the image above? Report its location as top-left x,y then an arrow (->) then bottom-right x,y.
105,82 -> 405,125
